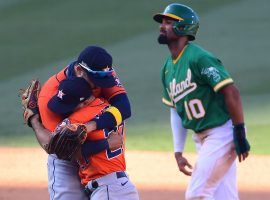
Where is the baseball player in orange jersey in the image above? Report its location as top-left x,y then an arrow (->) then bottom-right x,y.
28,46 -> 132,200
48,76 -> 139,200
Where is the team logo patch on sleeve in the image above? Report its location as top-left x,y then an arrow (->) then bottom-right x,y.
201,67 -> 221,82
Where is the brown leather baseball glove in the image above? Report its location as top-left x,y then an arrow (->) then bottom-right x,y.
46,124 -> 88,161
19,79 -> 41,127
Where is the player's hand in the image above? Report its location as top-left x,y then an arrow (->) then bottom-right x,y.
233,123 -> 250,162
238,151 -> 249,162
107,131 -> 123,151
175,152 -> 193,176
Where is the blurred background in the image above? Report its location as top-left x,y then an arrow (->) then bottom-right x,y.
0,0 -> 269,154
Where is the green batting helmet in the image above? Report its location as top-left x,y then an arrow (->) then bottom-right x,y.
153,3 -> 199,41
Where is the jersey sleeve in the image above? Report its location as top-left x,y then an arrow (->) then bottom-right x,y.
161,65 -> 174,107
195,55 -> 234,92
100,70 -> 126,101
38,68 -> 67,132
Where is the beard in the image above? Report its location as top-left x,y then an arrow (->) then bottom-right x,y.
158,34 -> 169,44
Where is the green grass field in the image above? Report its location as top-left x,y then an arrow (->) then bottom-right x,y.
0,0 -> 269,154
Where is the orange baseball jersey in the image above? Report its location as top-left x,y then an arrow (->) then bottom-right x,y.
38,67 -> 126,132
65,98 -> 126,185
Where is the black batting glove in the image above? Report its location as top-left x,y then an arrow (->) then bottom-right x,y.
233,123 -> 251,156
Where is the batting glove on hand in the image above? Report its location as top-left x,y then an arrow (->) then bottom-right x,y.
19,79 -> 41,127
233,123 -> 250,162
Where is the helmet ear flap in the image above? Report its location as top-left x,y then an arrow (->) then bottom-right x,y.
172,21 -> 197,41
172,21 -> 183,36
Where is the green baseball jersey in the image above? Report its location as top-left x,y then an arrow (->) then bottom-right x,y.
161,43 -> 233,133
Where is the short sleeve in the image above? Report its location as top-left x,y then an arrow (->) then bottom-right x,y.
100,70 -> 126,100
195,55 -> 233,92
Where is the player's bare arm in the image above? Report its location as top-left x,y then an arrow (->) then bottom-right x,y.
220,84 -> 244,124
19,79 -> 52,151
30,114 -> 52,152
220,84 -> 250,162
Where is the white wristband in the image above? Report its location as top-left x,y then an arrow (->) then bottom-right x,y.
170,108 -> 187,152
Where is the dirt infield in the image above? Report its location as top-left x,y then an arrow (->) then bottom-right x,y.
0,147 -> 269,200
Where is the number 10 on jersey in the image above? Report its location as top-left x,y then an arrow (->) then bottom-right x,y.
184,99 -> 205,120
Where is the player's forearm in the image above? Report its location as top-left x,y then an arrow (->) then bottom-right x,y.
30,115 -> 52,151
81,132 -> 123,157
81,139 -> 109,157
220,84 -> 244,125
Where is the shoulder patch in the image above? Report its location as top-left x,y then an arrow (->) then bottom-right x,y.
201,66 -> 221,82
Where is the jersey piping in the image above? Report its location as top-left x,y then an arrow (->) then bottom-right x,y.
213,78 -> 234,92
173,45 -> 188,64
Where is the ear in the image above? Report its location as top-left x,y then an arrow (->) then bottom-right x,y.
74,64 -> 84,77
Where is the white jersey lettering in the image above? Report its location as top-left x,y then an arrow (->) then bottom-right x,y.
169,69 -> 197,103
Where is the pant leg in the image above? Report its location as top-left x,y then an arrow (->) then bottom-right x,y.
214,161 -> 239,200
186,121 -> 238,200
89,185 -> 109,200
47,154 -> 88,200
90,176 -> 139,200
108,178 -> 139,200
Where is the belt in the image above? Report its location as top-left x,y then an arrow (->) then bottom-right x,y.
116,171 -> 127,179
85,171 -> 127,196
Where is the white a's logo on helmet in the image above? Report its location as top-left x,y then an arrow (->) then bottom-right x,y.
57,90 -> 65,99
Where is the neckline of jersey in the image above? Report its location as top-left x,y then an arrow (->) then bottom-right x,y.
172,44 -> 188,64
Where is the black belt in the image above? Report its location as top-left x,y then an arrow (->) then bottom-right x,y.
85,171 -> 127,195
116,171 -> 127,179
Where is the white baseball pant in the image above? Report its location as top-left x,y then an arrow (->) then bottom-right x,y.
85,171 -> 139,200
185,120 -> 239,200
47,154 -> 88,200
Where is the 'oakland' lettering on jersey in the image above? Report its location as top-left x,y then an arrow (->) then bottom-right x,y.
169,69 -> 197,103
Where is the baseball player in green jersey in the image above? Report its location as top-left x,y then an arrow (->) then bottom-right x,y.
153,3 -> 250,200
